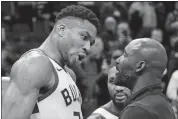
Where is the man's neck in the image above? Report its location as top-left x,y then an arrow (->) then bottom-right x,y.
39,36 -> 65,68
132,72 -> 162,94
105,101 -> 124,116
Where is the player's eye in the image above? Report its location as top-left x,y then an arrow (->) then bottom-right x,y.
90,39 -> 95,46
81,35 -> 87,41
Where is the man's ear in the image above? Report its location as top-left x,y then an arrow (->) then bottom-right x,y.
56,24 -> 66,37
136,61 -> 146,73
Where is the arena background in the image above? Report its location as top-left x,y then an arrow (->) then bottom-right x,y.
1,1 -> 178,118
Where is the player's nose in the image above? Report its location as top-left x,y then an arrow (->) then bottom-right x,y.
82,41 -> 90,55
115,86 -> 125,92
116,56 -> 122,64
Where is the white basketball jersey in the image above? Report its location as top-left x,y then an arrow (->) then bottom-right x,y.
93,108 -> 118,119
37,57 -> 83,119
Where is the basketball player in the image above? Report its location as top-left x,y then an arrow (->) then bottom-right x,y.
87,66 -> 131,119
115,38 -> 176,119
2,5 -> 100,119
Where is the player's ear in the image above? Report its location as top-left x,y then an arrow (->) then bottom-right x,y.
56,24 -> 66,37
136,61 -> 146,73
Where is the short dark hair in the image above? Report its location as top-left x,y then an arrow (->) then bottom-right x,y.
55,5 -> 100,32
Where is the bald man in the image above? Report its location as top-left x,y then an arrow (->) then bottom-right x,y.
115,38 -> 176,119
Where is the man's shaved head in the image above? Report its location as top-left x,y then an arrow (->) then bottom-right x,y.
115,38 -> 168,91
125,38 -> 167,74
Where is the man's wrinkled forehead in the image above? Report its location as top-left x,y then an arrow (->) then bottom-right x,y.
58,17 -> 97,37
125,40 -> 142,55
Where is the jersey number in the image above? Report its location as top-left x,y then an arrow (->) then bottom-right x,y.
73,111 -> 81,119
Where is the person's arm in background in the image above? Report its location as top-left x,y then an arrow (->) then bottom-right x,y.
2,54 -> 53,119
167,70 -> 178,102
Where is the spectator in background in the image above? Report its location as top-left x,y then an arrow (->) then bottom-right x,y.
141,2 -> 157,29
151,28 -> 163,43
129,2 -> 157,38
116,21 -> 132,50
128,2 -> 143,38
150,28 -> 170,55
96,49 -> 123,107
99,2 -> 116,25
114,2 -> 129,22
2,27 -> 8,76
16,1 -> 36,31
103,16 -> 117,37
167,33 -> 178,80
101,16 -> 117,59
110,49 -> 123,67
2,27 -> 6,42
165,1 -> 178,33
81,36 -> 104,118
155,2 -> 166,29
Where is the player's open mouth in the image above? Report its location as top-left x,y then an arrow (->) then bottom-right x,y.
78,53 -> 86,61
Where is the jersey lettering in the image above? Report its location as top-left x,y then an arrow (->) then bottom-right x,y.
69,85 -> 77,101
73,111 -> 81,119
61,84 -> 82,106
61,88 -> 72,106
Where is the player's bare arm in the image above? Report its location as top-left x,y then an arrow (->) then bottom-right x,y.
2,52 -> 55,119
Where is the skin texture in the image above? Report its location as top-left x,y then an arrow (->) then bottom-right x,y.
2,52 -> 54,119
115,38 -> 167,94
108,67 -> 131,106
40,17 -> 97,67
87,67 -> 131,119
2,17 -> 97,119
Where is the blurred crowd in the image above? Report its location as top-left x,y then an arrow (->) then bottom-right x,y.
1,1 -> 178,118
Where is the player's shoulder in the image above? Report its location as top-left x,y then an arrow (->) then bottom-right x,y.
13,50 -> 52,71
11,50 -> 54,84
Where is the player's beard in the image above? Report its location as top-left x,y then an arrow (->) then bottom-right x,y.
115,65 -> 138,91
66,52 -> 79,67
112,94 -> 127,108
66,48 -> 83,67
